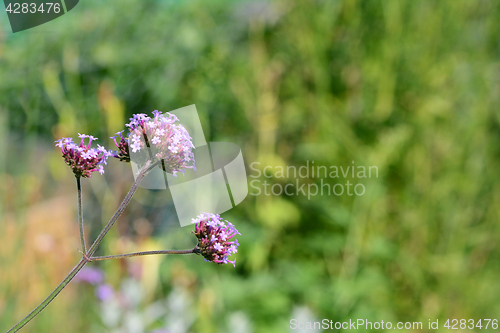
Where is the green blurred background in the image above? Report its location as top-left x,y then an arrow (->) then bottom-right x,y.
1,0 -> 500,332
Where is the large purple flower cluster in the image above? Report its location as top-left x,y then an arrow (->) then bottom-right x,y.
192,212 -> 240,267
111,110 -> 195,176
55,134 -> 111,178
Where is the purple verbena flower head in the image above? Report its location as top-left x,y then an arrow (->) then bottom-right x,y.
55,134 -> 112,178
111,111 -> 196,175
192,212 -> 240,267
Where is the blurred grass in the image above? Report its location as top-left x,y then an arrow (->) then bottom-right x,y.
1,0 -> 500,332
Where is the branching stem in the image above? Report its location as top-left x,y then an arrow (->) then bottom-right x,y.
7,160 -> 197,333
86,160 -> 156,257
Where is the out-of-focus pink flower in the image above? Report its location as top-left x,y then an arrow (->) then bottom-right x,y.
95,283 -> 115,301
74,266 -> 104,285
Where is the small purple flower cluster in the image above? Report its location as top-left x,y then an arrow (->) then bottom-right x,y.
192,212 -> 240,267
55,134 -> 112,178
111,110 -> 195,176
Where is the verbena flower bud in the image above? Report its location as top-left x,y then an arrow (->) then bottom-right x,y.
111,110 -> 195,176
110,130 -> 130,162
55,134 -> 112,178
192,212 -> 240,267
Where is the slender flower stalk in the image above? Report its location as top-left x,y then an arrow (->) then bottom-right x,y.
89,248 -> 199,261
76,176 -> 86,253
6,258 -> 88,333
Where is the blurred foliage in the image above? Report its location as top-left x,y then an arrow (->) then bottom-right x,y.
2,0 -> 500,332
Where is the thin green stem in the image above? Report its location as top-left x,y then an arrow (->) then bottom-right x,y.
76,176 -> 86,253
90,248 -> 198,261
7,258 -> 88,333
